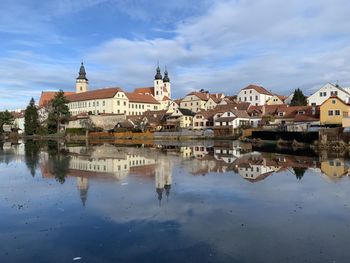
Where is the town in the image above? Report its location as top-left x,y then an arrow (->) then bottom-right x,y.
1,62 -> 349,147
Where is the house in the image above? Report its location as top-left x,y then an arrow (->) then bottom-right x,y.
180,91 -> 224,112
214,109 -> 251,128
307,83 -> 350,106
284,92 -> 295,105
141,110 -> 168,131
12,111 -> 25,134
166,99 -> 182,113
266,95 -> 287,105
237,84 -> 273,106
165,108 -> 195,129
320,96 -> 350,126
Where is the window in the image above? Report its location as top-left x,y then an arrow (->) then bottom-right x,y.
331,91 -> 338,96
278,112 -> 284,117
255,95 -> 258,100
244,97 -> 247,102
323,92 -> 327,96
335,110 -> 340,116
124,101 -> 126,106
250,96 -> 252,101
319,92 -> 323,97
328,110 -> 333,116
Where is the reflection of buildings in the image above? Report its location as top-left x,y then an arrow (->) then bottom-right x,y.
155,156 -> 173,206
321,159 -> 348,180
77,177 -> 89,206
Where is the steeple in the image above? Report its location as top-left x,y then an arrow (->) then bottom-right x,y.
154,63 -> 162,80
163,66 -> 170,83
76,61 -> 89,93
77,62 -> 88,81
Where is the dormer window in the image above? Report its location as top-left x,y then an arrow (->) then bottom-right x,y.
297,111 -> 305,115
332,99 -> 336,104
278,112 -> 284,117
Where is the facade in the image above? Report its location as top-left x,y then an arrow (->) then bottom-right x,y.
237,84 -> 273,106
320,96 -> 350,125
180,92 -> 224,112
307,83 -> 350,106
266,95 -> 287,105
166,108 -> 195,128
65,64 -> 169,116
214,109 -> 251,128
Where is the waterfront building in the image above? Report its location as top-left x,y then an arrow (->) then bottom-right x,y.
307,83 -> 350,106
237,84 -> 273,106
320,95 -> 350,126
266,94 -> 287,105
165,108 -> 195,129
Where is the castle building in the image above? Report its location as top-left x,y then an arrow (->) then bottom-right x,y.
65,63 -> 170,116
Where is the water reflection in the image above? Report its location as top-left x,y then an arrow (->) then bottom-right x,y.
2,141 -> 350,206
2,141 -> 350,262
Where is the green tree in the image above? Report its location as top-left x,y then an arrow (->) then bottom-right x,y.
47,90 -> 71,134
24,98 -> 40,135
0,110 -> 14,133
290,88 -> 307,106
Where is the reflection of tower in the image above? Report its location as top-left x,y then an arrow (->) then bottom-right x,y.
77,177 -> 89,207
155,156 -> 173,206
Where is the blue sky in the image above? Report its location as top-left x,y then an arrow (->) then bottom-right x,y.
1,0 -> 350,110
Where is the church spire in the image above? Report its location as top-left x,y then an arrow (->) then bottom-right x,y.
163,66 -> 170,83
154,63 -> 162,80
77,61 -> 88,81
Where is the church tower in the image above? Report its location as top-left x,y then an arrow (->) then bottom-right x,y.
76,62 -> 89,93
163,67 -> 171,99
154,65 -> 163,101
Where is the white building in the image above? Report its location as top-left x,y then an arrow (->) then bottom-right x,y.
307,83 -> 350,106
237,84 -> 273,106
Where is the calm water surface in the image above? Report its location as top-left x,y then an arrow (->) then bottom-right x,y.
0,140 -> 350,263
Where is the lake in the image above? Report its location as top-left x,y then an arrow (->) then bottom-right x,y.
0,140 -> 350,262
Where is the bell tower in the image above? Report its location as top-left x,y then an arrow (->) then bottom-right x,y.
154,64 -> 163,101
76,62 -> 89,93
163,66 -> 171,99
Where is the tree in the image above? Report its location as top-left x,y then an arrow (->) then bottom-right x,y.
290,88 -> 307,106
0,110 -> 14,133
24,98 -> 40,135
47,90 -> 71,134
293,167 -> 307,180
24,140 -> 41,177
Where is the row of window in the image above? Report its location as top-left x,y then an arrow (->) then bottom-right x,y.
239,95 -> 259,102
328,110 -> 342,116
70,100 -> 107,109
320,91 -> 338,97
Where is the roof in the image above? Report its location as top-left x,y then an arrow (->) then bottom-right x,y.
241,84 -> 273,96
215,116 -> 236,122
66,88 -> 123,102
320,95 -> 350,107
162,96 -> 171,101
134,87 -> 154,96
39,91 -> 75,107
125,93 -> 160,104
177,108 -> 196,116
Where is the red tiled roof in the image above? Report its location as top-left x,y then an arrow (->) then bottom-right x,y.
242,84 -> 273,96
65,88 -> 123,102
134,87 -> 154,96
162,96 -> 171,101
39,91 -> 75,107
125,93 -> 160,104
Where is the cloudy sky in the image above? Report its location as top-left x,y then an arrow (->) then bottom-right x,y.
1,0 -> 350,110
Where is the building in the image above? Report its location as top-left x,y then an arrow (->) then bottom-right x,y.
320,96 -> 350,126
266,95 -> 287,105
65,63 -> 167,116
180,92 -> 224,112
307,83 -> 350,106
165,108 -> 195,129
237,84 -> 273,106
214,109 -> 251,128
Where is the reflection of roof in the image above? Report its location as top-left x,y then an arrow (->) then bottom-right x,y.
66,88 -> 122,102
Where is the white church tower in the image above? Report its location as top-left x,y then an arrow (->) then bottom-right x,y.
76,62 -> 89,93
163,66 -> 171,99
154,65 -> 164,101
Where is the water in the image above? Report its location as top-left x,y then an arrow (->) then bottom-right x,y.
0,140 -> 350,263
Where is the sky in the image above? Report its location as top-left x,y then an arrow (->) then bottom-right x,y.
1,0 -> 350,110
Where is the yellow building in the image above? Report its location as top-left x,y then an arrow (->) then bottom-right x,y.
321,159 -> 347,179
266,95 -> 286,105
320,96 -> 350,125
